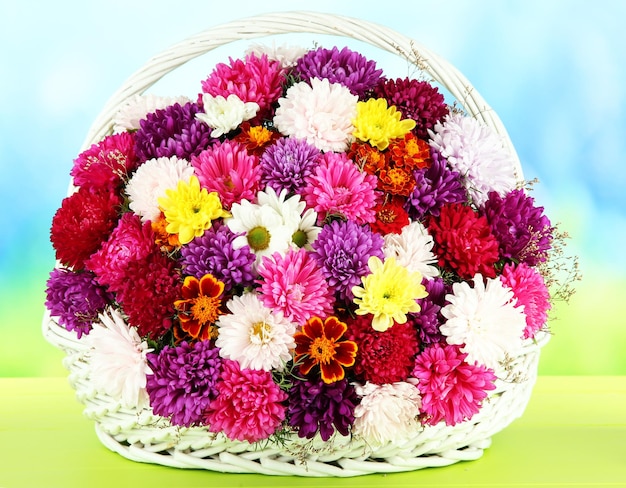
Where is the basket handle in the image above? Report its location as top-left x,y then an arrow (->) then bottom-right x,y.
82,11 -> 521,178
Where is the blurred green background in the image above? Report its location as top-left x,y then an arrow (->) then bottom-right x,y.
1,0 -> 624,377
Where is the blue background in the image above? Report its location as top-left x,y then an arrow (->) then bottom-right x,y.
1,0 -> 624,376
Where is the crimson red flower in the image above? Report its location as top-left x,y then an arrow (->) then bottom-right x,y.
427,203 -> 499,279
294,316 -> 357,384
50,186 -> 122,270
174,274 -> 225,341
346,315 -> 418,384
370,197 -> 409,235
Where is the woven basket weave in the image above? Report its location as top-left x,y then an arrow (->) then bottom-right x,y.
43,11 -> 549,477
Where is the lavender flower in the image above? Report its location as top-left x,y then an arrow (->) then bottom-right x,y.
294,46 -> 383,98
287,376 -> 357,441
259,137 -> 320,194
45,268 -> 111,338
146,341 -> 222,427
180,222 -> 256,292
482,189 -> 553,266
311,219 -> 384,300
405,148 -> 466,219
409,278 -> 450,345
134,102 -> 214,162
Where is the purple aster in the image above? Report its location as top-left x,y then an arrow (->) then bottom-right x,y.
405,148 -> 466,219
374,77 -> 449,140
408,278 -> 450,345
311,219 -> 384,301
287,376 -> 357,441
482,189 -> 553,266
146,341 -> 222,427
259,137 -> 320,194
45,268 -> 111,338
134,102 -> 214,162
179,222 -> 256,292
294,46 -> 383,98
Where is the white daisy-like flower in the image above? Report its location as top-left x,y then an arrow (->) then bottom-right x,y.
352,380 -> 422,446
245,41 -> 309,68
83,308 -> 153,409
112,93 -> 192,133
196,93 -> 259,138
257,187 -> 321,249
273,78 -> 358,152
440,273 -> 526,370
226,197 -> 296,265
215,292 -> 296,371
383,221 -> 439,280
428,113 -> 517,206
125,156 -> 194,222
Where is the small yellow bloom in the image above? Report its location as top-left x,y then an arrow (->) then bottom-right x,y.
158,176 -> 230,244
352,256 -> 428,332
352,98 -> 416,151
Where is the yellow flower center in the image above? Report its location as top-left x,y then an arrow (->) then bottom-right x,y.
249,126 -> 274,145
249,321 -> 272,344
190,294 -> 221,324
308,336 -> 336,364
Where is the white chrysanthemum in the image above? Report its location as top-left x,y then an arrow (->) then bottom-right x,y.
226,198 -> 296,265
215,292 -> 296,371
353,381 -> 422,446
125,156 -> 194,222
383,221 -> 439,280
112,93 -> 192,133
428,114 -> 517,206
273,78 -> 358,152
440,274 -> 526,370
196,93 -> 259,137
84,308 -> 152,409
245,41 -> 309,68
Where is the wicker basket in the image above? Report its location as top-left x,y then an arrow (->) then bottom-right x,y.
43,11 -> 550,477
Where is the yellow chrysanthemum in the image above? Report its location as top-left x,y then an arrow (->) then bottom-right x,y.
352,98 -> 416,150
158,175 -> 230,244
352,256 -> 428,332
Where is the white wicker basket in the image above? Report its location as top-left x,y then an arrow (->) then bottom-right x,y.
43,11 -> 550,477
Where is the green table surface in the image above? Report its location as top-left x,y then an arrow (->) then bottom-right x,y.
1,376 -> 625,488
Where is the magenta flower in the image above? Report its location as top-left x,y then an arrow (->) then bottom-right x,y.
201,53 -> 285,121
294,46 -> 383,98
413,343 -> 496,426
204,359 -> 287,443
146,341 -> 222,427
302,152 -> 379,224
257,248 -> 334,325
500,262 -> 551,339
191,140 -> 261,209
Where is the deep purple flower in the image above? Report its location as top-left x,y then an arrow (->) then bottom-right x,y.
287,376 -> 357,441
482,189 -> 553,266
259,137 -> 320,194
294,46 -> 383,98
45,268 -> 111,338
134,102 -> 214,162
311,219 -> 384,301
146,341 -> 222,427
374,77 -> 449,140
180,222 -> 256,292
405,148 -> 466,219
408,278 -> 450,345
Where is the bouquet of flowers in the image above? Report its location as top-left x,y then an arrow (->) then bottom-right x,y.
44,29 -> 573,473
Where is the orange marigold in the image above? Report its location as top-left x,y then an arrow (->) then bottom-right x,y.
174,274 -> 225,341
378,166 -> 416,197
234,122 -> 281,156
388,133 -> 432,171
348,141 -> 389,175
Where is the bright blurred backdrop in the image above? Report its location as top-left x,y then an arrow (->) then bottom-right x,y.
1,0 -> 624,377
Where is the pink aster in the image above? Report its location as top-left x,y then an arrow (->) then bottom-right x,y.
413,343 -> 496,426
301,152 -> 379,224
201,53 -> 285,122
204,359 -> 287,443
257,248 -> 334,325
191,140 -> 261,209
500,262 -> 551,339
